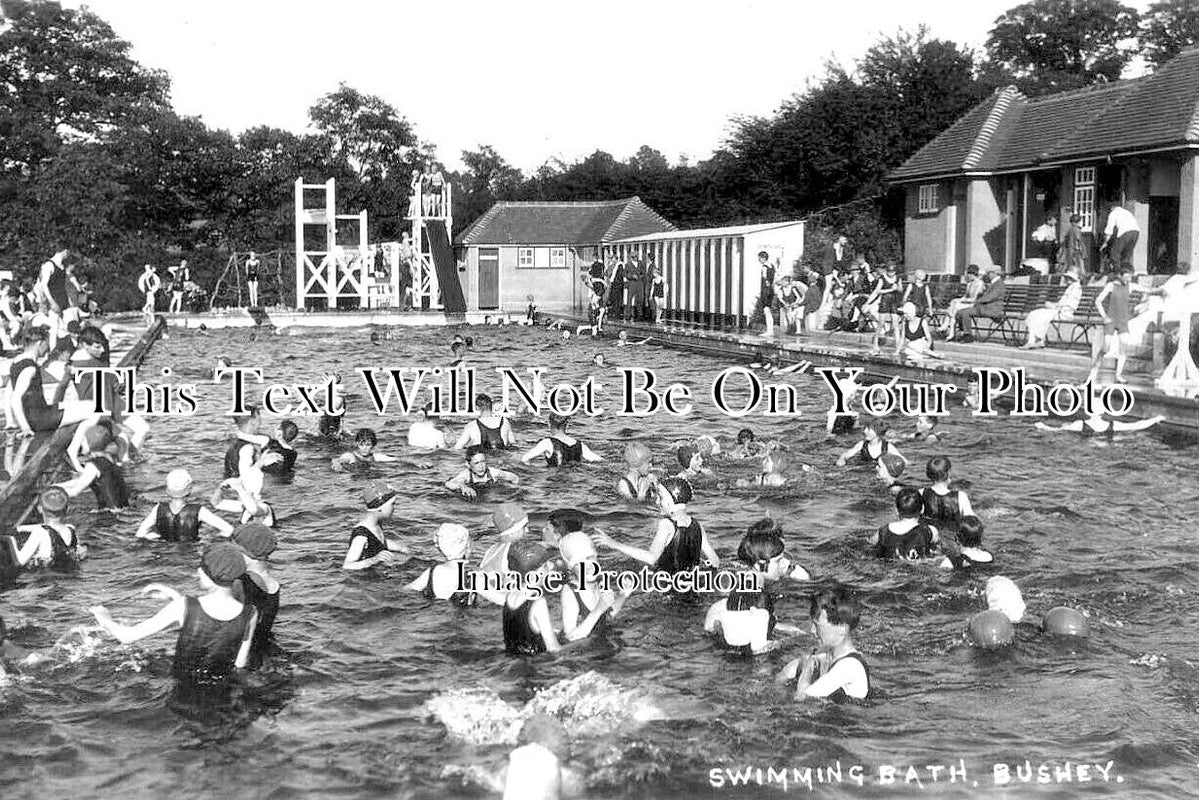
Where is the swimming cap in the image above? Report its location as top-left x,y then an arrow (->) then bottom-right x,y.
435,523 -> 471,560
507,542 -> 553,573
1042,607 -> 1089,637
968,609 -> 1014,648
166,469 -> 193,499
677,444 -> 698,469
201,543 -> 248,586
362,482 -> 399,509
901,301 -> 917,317
547,508 -> 585,533
695,434 -> 721,457
624,442 -> 651,466
493,503 -> 529,539
879,453 -> 905,479
659,476 -> 693,506
232,523 -> 277,559
84,423 -> 114,451
985,576 -> 1026,623
519,713 -> 571,761
39,487 -> 69,514
558,531 -> 597,568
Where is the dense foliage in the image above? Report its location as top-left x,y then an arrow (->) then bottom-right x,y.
1,0 -> 1195,308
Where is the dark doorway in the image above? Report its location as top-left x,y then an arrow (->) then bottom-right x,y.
1148,197 -> 1179,275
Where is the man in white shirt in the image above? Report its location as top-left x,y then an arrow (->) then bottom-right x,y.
1102,202 -> 1140,274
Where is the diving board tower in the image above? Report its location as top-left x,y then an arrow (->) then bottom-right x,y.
407,178 -> 467,313
294,178 -> 369,309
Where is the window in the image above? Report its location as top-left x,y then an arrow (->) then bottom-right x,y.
550,247 -> 566,268
516,247 -> 568,269
1073,167 -> 1096,232
517,248 -> 534,267
917,184 -> 939,214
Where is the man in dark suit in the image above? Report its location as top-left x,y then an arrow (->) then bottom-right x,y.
952,271 -> 1005,342
823,235 -> 852,275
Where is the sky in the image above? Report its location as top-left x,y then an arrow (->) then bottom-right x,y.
68,0 -> 1155,173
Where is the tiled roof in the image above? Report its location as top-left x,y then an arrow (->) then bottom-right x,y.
454,197 -> 675,246
889,47 -> 1199,183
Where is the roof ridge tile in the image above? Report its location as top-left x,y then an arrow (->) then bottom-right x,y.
963,86 -> 1024,170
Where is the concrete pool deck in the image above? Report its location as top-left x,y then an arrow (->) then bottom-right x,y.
165,308 -> 522,329
543,313 -> 1199,436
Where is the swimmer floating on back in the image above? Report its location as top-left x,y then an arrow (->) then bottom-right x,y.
1034,412 -> 1164,436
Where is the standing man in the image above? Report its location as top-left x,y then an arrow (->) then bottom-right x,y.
38,249 -> 72,349
606,256 -> 625,322
136,264 -> 160,324
825,235 -> 852,275
1101,201 -> 1140,276
755,251 -> 778,335
1061,213 -> 1086,280
625,254 -> 644,322
244,252 -> 261,308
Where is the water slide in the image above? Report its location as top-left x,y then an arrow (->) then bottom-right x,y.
424,219 -> 467,314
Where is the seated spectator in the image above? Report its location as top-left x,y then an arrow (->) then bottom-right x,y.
1022,269 -> 1081,349
952,271 -> 1005,343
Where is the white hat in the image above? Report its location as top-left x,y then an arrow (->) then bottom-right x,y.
434,523 -> 471,560
986,576 -> 1026,623
166,468 -> 193,499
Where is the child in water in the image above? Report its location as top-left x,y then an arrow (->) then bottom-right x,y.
730,428 -> 766,459
331,428 -> 398,471
871,487 -> 940,561
939,515 -> 993,570
135,468 -> 233,541
836,418 -> 906,469
90,543 -> 258,684
616,441 -> 659,502
704,522 -> 810,654
778,588 -> 871,702
594,477 -> 720,575
502,542 -> 562,655
404,523 -> 477,605
445,446 -> 520,500
342,483 -> 409,570
1,488 -> 81,570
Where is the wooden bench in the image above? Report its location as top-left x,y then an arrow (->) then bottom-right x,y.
927,281 -> 967,330
968,285 -> 1049,343
1047,286 -> 1105,348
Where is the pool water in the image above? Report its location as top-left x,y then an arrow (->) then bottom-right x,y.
1,325 -> 1197,800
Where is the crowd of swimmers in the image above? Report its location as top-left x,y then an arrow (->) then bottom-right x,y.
0,318 -> 1146,800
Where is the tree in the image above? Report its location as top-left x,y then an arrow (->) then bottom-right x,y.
1138,0 -> 1199,69
308,84 -> 420,182
0,0 -> 169,177
984,0 -> 1140,95
454,144 -> 523,227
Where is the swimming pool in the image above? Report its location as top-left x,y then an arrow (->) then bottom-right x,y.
1,324 -> 1196,799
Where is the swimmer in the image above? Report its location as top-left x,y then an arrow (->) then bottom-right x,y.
875,452 -> 909,494
962,375 -> 981,411
405,523 -> 476,605
523,296 -> 537,326
502,542 -> 562,655
694,433 -> 722,459
454,393 -> 515,450
449,340 -> 468,367
541,510 -> 625,640
617,330 -> 630,347
730,428 -> 766,459
870,487 -> 940,561
211,462 -> 276,527
408,403 -> 449,450
616,442 -> 659,501
261,420 -> 299,475
736,448 -> 791,487
591,353 -> 605,367
445,446 -> 520,500
901,414 -> 941,442
90,543 -> 258,683
343,482 -> 409,570
224,405 -> 282,479
135,468 -> 233,541
938,515 -> 992,570
594,477 -> 720,575
674,443 -> 713,481
476,504 -> 532,606
499,714 -> 585,800
1,488 -> 81,570
705,523 -> 809,654
920,455 -> 974,529
230,523 -> 280,668
331,427 -> 398,471
520,413 -> 603,466
1035,412 -> 1165,436
836,418 -> 906,469
777,588 -> 872,703
55,421 -> 130,509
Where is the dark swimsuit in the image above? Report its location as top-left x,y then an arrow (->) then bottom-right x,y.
261,439 -> 297,474
830,414 -> 856,435
419,564 -> 476,607
237,572 -> 279,667
921,488 -> 962,526
88,455 -> 128,509
876,275 -> 899,314
544,436 -> 583,466
654,517 -> 703,575
797,651 -> 872,703
46,262 -> 70,309
875,522 -> 936,561
223,438 -> 259,479
10,357 -> 64,431
154,502 -> 203,542
726,580 -> 777,640
503,598 -> 545,655
349,525 -> 387,562
172,596 -> 255,683
46,524 -> 78,569
856,439 -> 891,465
474,419 -> 506,450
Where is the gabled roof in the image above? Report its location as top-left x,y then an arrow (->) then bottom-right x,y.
889,47 -> 1199,183
611,220 -> 806,243
454,197 -> 675,246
